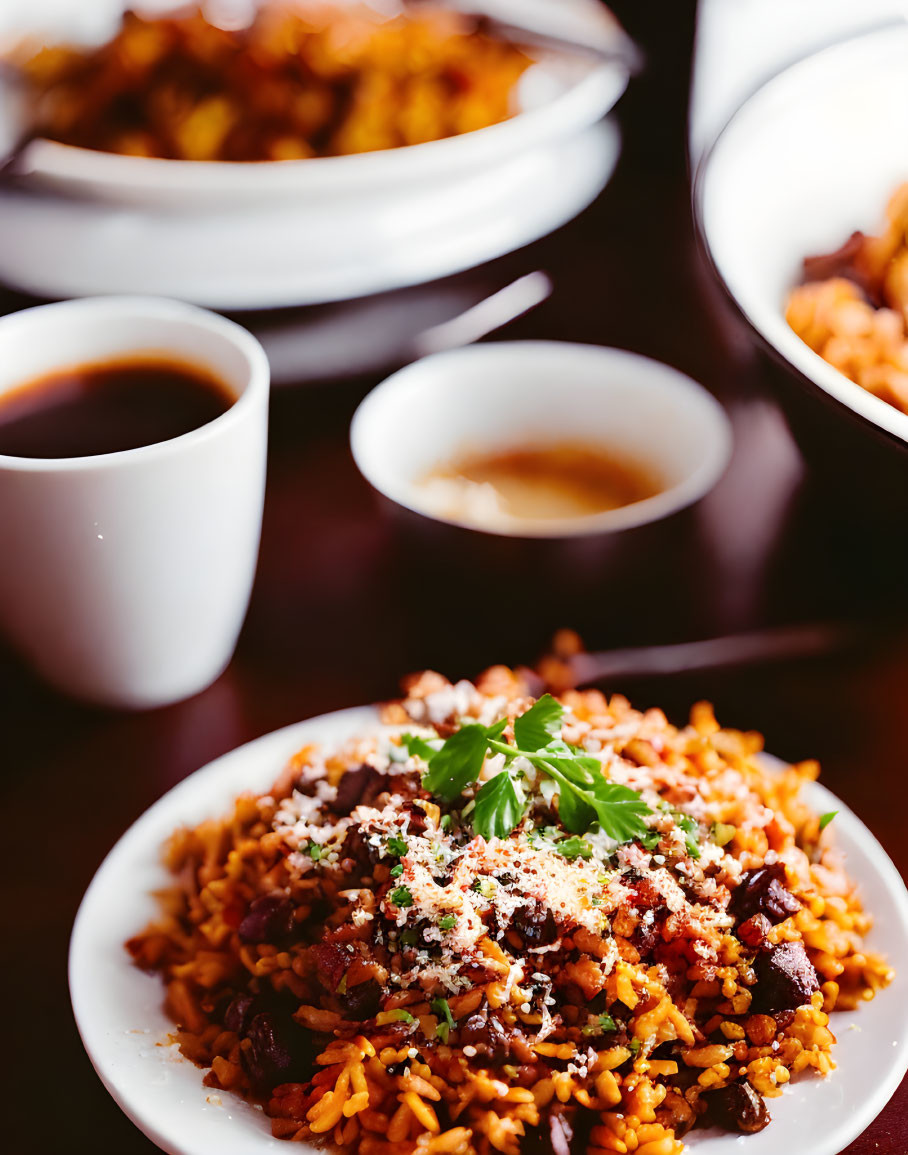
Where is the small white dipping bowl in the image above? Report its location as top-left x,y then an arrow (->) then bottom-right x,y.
350,342 -> 732,538
696,24 -> 908,450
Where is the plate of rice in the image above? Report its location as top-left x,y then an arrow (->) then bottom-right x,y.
69,665 -> 908,1155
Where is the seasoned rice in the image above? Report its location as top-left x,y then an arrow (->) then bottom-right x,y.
128,664 -> 893,1154
786,181 -> 908,414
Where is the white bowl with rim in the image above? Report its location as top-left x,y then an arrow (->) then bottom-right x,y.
695,24 -> 908,454
5,0 -> 630,210
350,341 -> 733,538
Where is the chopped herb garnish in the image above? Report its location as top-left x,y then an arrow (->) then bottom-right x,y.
414,697 -> 653,843
591,896 -> 604,907
471,877 -> 495,898
389,886 -> 414,908
673,812 -> 702,860
431,996 -> 456,1042
628,1038 -> 641,1055
555,836 -> 594,860
440,814 -> 452,831
390,863 -> 404,878
438,914 -> 457,930
432,997 -> 455,1029
385,1009 -> 415,1024
819,811 -> 838,831
308,844 -> 323,861
710,821 -> 736,848
387,833 -> 408,856
581,1012 -> 617,1036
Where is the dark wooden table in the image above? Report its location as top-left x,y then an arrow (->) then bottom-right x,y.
2,3 -> 906,1152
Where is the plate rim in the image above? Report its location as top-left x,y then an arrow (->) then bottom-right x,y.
69,703 -> 908,1155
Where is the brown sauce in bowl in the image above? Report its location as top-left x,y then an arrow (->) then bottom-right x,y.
416,443 -> 661,527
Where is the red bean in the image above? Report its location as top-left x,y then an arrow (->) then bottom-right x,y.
751,941 -> 819,1014
729,864 -> 800,926
703,1081 -> 770,1133
241,1012 -> 315,1092
238,894 -> 295,945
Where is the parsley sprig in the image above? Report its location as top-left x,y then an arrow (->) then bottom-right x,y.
403,695 -> 652,844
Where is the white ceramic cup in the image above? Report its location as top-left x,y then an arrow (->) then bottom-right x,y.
0,296 -> 269,709
350,341 -> 733,538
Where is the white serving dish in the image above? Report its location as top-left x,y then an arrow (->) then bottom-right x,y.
696,24 -> 908,449
0,120 -> 619,309
3,0 -> 628,210
69,704 -> 908,1155
350,341 -> 733,537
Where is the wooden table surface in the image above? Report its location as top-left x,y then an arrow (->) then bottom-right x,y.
2,2 -> 907,1152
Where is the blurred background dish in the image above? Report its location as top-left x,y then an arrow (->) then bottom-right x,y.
0,119 -> 618,307
0,0 -> 630,307
696,24 -> 908,456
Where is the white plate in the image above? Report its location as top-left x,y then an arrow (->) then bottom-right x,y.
70,703 -> 908,1155
0,121 -> 619,308
696,24 -> 908,448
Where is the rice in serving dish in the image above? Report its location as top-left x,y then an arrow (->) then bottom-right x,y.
785,181 -> 908,415
18,4 -> 531,162
127,665 -> 893,1155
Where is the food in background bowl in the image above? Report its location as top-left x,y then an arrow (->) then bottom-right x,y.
18,3 -> 532,162
126,661 -> 892,1153
785,182 -> 908,416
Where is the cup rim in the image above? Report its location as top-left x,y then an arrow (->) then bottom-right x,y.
350,340 -> 733,539
0,296 -> 270,472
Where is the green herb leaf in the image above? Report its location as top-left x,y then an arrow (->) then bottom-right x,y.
513,694 -> 564,752
390,863 -> 404,877
541,755 -> 601,787
554,836 -> 594,860
415,700 -> 653,847
819,810 -> 838,831
628,1038 -> 641,1055
599,1013 -> 616,1032
389,885 -> 414,908
436,1022 -> 450,1043
401,733 -> 439,762
438,915 -> 457,930
309,844 -> 323,861
387,833 -> 408,856
473,771 -> 527,840
422,725 -> 491,802
544,764 -> 652,843
440,814 -> 452,831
